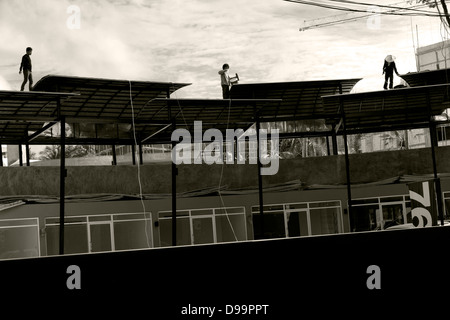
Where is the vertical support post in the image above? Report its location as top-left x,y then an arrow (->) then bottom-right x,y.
131,144 -> 136,165
139,143 -> 144,165
59,115 -> 66,255
340,98 -> 353,218
429,122 -> 444,225
256,114 -> 264,238
326,134 -> 331,156
25,143 -> 30,166
111,144 -> 117,165
331,131 -> 338,155
18,144 -> 23,167
167,89 -> 177,246
427,89 -> 444,225
0,143 -> 3,167
171,132 -> 177,246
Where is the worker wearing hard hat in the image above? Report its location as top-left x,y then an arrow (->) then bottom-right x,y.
383,55 -> 400,90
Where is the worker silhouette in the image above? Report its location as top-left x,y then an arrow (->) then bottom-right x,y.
382,55 -> 399,90
218,63 -> 231,99
218,63 -> 239,99
19,47 -> 33,91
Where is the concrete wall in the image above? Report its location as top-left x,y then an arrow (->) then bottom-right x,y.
0,146 -> 449,196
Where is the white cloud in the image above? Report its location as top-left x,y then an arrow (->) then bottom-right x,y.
0,75 -> 12,90
0,0 -> 445,95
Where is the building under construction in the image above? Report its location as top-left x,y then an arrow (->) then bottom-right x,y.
0,69 -> 449,313
0,68 -> 448,256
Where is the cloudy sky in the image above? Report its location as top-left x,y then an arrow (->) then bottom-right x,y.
0,0 -> 447,97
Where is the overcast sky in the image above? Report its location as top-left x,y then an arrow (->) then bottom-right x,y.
0,0 -> 447,97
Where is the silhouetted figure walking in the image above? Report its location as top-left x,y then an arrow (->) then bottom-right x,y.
19,47 -> 33,91
383,55 -> 399,90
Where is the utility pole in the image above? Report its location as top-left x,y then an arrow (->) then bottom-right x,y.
440,0 -> 450,28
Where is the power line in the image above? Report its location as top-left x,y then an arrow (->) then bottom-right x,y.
328,0 -> 437,14
285,0 -> 445,18
299,3 -> 430,30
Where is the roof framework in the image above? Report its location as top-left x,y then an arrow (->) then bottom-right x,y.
1,75 -> 448,144
0,76 -> 363,145
2,74 -> 449,251
229,79 -> 361,121
322,83 -> 450,134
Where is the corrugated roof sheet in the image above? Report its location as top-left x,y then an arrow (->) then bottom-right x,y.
32,75 -> 190,122
322,84 -> 450,132
400,68 -> 450,87
229,79 -> 362,120
0,90 -> 78,141
152,98 -> 282,140
0,75 -> 190,144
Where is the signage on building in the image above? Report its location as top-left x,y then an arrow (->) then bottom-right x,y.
408,180 -> 438,228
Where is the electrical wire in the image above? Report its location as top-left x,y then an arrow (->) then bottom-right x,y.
300,3 -> 429,30
129,80 -> 151,248
329,0 -> 438,14
217,98 -> 239,242
170,86 -> 238,243
286,0 -> 445,17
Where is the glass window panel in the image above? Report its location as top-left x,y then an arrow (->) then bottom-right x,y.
287,211 -> 308,237
159,210 -> 189,218
0,226 -> 39,260
381,203 -> 404,229
310,208 -> 340,236
0,219 -> 37,227
159,217 -> 191,247
215,215 -> 246,242
215,207 -> 245,215
46,216 -> 87,225
90,224 -> 112,252
192,218 -> 214,245
253,212 -> 285,240
88,215 -> 112,222
46,224 -> 89,255
285,203 -> 307,210
114,220 -> 152,250
191,209 -> 213,216
45,218 -> 60,225
406,204 -> 413,223
380,196 -> 404,203
113,213 -> 150,221
309,201 -> 340,208
352,198 -> 379,206
350,205 -> 379,232
251,205 -> 284,213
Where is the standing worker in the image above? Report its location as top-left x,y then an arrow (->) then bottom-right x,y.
218,63 -> 231,99
218,63 -> 239,99
382,55 -> 399,90
19,47 -> 33,91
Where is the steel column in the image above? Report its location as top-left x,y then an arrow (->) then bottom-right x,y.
256,114 -> 264,237
59,115 -> 66,255
340,98 -> 353,218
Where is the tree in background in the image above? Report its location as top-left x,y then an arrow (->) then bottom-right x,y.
39,145 -> 93,160
410,0 -> 450,28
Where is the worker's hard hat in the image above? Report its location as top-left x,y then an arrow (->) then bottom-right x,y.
385,55 -> 396,63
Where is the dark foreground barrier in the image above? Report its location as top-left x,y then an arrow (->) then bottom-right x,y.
1,226 -> 449,317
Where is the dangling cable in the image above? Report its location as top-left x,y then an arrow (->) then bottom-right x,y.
129,80 -> 151,248
217,98 -> 239,242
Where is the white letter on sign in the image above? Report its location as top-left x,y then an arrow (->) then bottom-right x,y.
66,265 -> 81,289
366,265 -> 381,290
409,182 -> 433,227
